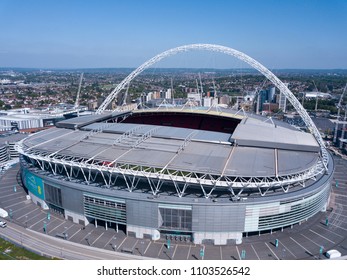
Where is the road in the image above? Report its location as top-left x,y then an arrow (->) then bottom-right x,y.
1,158 -> 347,260
0,221 -> 151,260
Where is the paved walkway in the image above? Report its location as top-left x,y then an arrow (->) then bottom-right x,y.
1,157 -> 347,260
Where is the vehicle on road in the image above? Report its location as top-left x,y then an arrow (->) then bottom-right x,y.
0,220 -> 7,228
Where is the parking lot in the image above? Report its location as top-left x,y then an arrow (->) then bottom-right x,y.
1,156 -> 347,260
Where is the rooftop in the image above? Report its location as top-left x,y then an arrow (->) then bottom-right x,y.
22,109 -> 320,178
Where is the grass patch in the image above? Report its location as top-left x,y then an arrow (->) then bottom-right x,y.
0,237 -> 53,260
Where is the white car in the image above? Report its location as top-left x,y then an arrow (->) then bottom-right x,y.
0,208 -> 8,218
0,220 -> 7,228
326,249 -> 341,259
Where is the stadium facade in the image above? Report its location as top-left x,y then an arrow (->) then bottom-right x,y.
16,108 -> 334,245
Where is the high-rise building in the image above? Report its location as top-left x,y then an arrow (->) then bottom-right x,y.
278,83 -> 289,113
268,86 -> 276,103
256,86 -> 277,113
165,89 -> 172,99
278,90 -> 287,113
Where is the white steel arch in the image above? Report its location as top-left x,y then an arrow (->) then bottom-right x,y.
97,44 -> 328,167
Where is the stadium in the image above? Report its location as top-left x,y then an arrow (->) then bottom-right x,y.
15,44 -> 334,245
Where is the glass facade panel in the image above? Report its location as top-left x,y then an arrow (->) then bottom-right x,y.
83,195 -> 126,224
44,183 -> 62,207
257,187 -> 328,230
159,206 -> 192,231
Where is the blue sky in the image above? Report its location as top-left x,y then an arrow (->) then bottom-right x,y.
0,0 -> 346,68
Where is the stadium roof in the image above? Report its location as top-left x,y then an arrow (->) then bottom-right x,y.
23,112 -> 320,178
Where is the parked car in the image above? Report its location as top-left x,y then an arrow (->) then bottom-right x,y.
326,249 -> 341,259
0,208 -> 8,218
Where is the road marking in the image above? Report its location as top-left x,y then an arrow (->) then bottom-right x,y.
236,246 -> 241,260
309,229 -> 335,244
63,224 -> 75,235
334,199 -> 347,206
5,200 -> 27,208
186,245 -> 191,260
117,237 -> 127,252
144,241 -> 151,255
278,240 -> 297,259
68,228 -> 81,240
157,243 -> 164,257
317,224 -> 344,238
251,244 -> 260,260
91,232 -> 105,246
0,180 -> 18,186
290,236 -> 313,256
330,212 -> 347,219
0,192 -> 21,199
133,239 -> 139,248
48,220 -> 66,234
80,230 -> 95,243
172,244 -> 178,259
329,223 -> 347,231
6,197 -> 28,208
26,211 -> 45,223
29,216 -> 48,229
17,208 -> 39,220
220,246 -> 223,260
17,204 -> 36,220
265,242 -> 279,260
300,233 -> 322,248
104,234 -> 117,249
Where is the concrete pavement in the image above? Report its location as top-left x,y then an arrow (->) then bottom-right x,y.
1,156 -> 347,260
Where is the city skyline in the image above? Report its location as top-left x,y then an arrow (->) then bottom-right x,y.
0,0 -> 346,69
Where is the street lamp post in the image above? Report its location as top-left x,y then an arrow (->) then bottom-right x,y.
319,246 -> 324,259
241,249 -> 246,260
200,246 -> 205,260
63,226 -> 68,240
43,221 -> 47,234
275,239 -> 279,248
140,241 -> 144,255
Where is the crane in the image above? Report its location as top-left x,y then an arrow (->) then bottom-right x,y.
212,77 -> 218,105
333,83 -> 347,144
198,72 -> 204,106
74,73 -> 84,110
198,72 -> 203,95
171,77 -> 175,106
313,80 -> 319,111
340,108 -> 347,149
122,82 -> 130,106
193,79 -> 201,106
